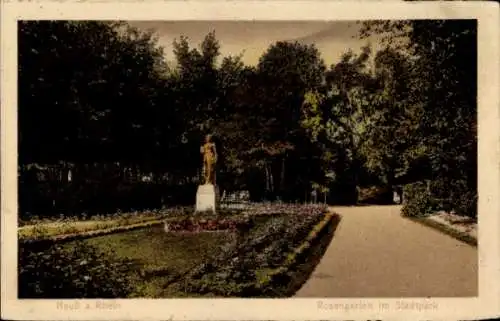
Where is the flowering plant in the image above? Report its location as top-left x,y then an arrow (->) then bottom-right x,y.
165,217 -> 250,232
180,203 -> 329,296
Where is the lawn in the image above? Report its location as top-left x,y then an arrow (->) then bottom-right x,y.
79,226 -> 237,297
19,225 -> 237,298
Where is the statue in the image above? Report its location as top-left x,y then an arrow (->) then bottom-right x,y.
196,134 -> 220,213
200,134 -> 217,185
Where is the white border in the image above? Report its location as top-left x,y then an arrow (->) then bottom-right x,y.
2,1 -> 499,320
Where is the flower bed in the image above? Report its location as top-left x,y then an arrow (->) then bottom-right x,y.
18,207 -> 193,240
242,203 -> 328,216
429,211 -> 477,236
19,203 -> 337,298
167,204 -> 332,297
257,212 -> 339,291
417,211 -> 477,246
19,241 -> 136,298
18,206 -> 193,227
19,207 -> 247,241
165,217 -> 251,232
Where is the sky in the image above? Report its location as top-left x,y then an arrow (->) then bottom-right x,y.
127,21 -> 385,67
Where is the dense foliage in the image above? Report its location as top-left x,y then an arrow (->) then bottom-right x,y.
358,20 -> 477,217
18,20 -> 477,218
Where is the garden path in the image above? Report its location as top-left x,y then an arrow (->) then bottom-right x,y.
295,205 -> 478,297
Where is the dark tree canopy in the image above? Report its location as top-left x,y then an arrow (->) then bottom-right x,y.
18,20 -> 477,218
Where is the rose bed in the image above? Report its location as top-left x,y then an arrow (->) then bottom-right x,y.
164,217 -> 250,232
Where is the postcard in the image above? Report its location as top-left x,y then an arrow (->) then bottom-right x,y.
1,1 -> 499,320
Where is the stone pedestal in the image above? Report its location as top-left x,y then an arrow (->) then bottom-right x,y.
196,184 -> 220,213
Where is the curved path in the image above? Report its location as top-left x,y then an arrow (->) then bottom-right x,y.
295,205 -> 477,297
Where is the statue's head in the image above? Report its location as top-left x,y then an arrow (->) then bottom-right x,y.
205,134 -> 212,143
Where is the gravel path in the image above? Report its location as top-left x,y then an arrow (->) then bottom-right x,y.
295,205 -> 478,297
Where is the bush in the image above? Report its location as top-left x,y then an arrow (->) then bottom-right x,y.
19,241 -> 137,298
401,182 -> 436,217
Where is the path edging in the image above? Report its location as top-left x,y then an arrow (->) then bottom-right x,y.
258,212 -> 339,289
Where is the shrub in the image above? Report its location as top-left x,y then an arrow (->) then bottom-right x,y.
401,182 -> 436,217
19,241 -> 136,298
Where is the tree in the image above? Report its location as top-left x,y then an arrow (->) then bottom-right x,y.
18,21 -> 168,166
358,47 -> 422,192
250,41 -> 327,200
301,46 -> 375,203
359,20 -> 478,215
18,20 -> 178,216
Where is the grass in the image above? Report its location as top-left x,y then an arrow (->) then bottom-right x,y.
19,218 -> 148,239
65,225 -> 235,298
19,213 -> 174,239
